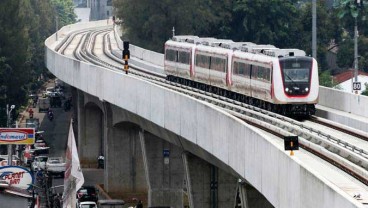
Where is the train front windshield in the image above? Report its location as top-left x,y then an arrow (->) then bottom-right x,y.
279,57 -> 313,96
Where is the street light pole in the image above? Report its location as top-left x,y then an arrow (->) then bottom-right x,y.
354,17 -> 359,88
312,0 -> 317,59
55,15 -> 59,41
6,104 -> 15,166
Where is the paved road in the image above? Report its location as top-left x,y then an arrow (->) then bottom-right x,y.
19,80 -> 104,207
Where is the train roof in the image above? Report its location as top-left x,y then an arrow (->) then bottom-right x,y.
169,36 -> 307,58
172,35 -> 199,43
262,48 -> 306,57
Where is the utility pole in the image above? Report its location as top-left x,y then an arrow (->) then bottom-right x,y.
6,104 -> 15,166
55,15 -> 59,41
312,0 -> 317,59
354,17 -> 359,82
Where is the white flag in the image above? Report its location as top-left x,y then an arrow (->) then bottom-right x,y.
63,120 -> 84,208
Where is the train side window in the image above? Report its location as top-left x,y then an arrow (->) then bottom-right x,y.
233,61 -> 239,75
166,49 -> 177,62
244,64 -> 251,77
238,62 -> 245,75
265,68 -> 271,81
196,54 -> 210,68
258,67 -> 265,80
251,65 -> 258,79
210,57 -> 226,72
178,51 -> 190,64
233,61 -> 246,76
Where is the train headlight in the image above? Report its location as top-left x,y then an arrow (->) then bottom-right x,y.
285,88 -> 289,92
305,87 -> 309,92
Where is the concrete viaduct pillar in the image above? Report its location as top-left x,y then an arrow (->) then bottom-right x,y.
183,152 -> 238,208
77,90 -> 103,167
74,99 -> 273,208
139,130 -> 185,208
104,122 -> 147,198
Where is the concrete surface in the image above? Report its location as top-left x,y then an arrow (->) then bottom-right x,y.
45,20 -> 366,208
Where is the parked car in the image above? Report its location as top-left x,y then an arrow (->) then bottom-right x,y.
77,186 -> 98,203
78,201 -> 97,208
26,118 -> 40,132
34,138 -> 47,148
50,94 -> 62,107
46,157 -> 66,177
32,155 -> 48,171
55,78 -> 65,88
24,147 -> 50,166
0,155 -> 20,167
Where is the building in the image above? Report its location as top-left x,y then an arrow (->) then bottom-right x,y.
334,69 -> 368,94
87,0 -> 112,20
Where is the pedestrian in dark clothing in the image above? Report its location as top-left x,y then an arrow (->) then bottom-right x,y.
136,200 -> 143,208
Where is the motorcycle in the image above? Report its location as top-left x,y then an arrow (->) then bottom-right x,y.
48,111 -> 54,121
63,100 -> 71,112
97,155 -> 104,169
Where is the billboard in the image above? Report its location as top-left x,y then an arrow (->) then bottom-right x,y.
0,128 -> 35,144
0,166 -> 34,190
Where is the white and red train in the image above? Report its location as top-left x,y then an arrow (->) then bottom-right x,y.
164,36 -> 319,116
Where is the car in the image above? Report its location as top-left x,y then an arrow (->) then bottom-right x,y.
32,155 -> 48,171
78,201 -> 97,208
34,138 -> 47,148
0,155 -> 20,166
49,94 -> 62,107
38,97 -> 50,112
77,186 -> 98,203
26,118 -> 40,132
46,157 -> 66,177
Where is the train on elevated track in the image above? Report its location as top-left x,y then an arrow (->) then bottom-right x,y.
164,36 -> 319,117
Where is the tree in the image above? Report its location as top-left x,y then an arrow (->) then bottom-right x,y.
333,0 -> 368,35
230,0 -> 300,48
0,0 -> 76,127
362,83 -> 368,95
319,70 -> 341,88
51,0 -> 77,28
113,0 -> 233,52
333,0 -> 368,71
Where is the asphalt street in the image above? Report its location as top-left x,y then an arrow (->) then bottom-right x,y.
15,80 -> 103,207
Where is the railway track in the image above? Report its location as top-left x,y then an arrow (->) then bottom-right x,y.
57,27 -> 368,194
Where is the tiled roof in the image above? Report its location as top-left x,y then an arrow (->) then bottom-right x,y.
333,69 -> 368,84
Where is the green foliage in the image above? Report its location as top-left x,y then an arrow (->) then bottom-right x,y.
231,0 -> 299,48
0,0 -> 76,126
336,36 -> 368,71
319,70 -> 334,87
333,0 -> 368,36
362,83 -> 368,96
51,0 -> 77,27
114,0 -> 232,52
113,0 -> 344,65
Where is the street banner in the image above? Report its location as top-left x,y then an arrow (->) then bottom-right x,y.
0,128 -> 35,144
63,121 -> 84,208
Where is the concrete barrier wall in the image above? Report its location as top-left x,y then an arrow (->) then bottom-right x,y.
113,25 -> 164,67
45,22 -> 364,208
46,20 -> 111,47
319,86 -> 368,118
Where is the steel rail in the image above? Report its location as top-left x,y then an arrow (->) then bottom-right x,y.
57,27 -> 368,187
